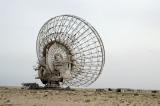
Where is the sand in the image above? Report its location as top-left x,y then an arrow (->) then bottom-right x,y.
0,87 -> 160,106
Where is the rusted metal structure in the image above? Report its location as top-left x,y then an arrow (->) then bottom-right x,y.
35,15 -> 105,87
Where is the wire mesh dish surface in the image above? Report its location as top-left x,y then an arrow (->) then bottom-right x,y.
36,15 -> 105,87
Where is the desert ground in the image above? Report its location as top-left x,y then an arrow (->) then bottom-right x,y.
0,86 -> 160,106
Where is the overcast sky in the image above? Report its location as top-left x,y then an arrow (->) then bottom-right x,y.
0,0 -> 160,89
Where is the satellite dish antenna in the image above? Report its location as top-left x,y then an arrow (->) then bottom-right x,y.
36,15 -> 105,87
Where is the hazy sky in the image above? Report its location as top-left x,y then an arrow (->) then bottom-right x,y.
0,0 -> 160,89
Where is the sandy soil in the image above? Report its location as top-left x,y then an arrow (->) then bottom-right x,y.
0,87 -> 160,106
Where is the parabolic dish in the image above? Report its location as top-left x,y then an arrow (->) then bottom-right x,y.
36,15 -> 105,87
